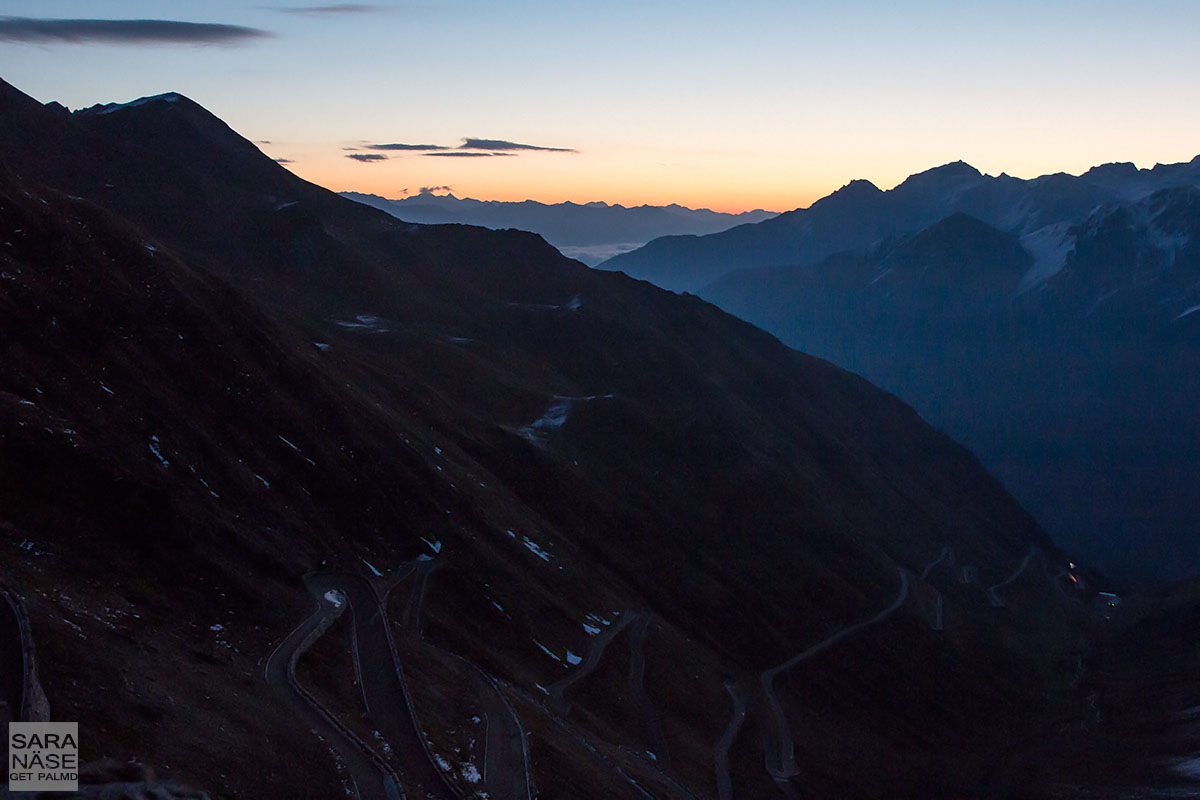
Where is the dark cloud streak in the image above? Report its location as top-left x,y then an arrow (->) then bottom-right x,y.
0,16 -> 271,45
424,152 -> 514,158
352,138 -> 577,157
366,143 -> 449,151
274,4 -> 382,13
346,153 -> 388,162
460,138 -> 576,153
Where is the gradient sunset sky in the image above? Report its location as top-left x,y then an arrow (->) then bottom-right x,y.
2,1 -> 1198,213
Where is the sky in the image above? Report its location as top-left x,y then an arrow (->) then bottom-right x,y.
1,1 -> 1199,213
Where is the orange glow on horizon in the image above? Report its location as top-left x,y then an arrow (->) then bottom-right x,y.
276,153 -> 810,215
256,135 -> 860,216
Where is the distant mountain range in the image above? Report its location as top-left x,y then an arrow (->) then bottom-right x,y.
341,190 -> 776,264
609,157 -> 1200,581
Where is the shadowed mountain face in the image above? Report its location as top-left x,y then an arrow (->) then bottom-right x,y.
702,182 -> 1200,583
0,79 -> 1196,799
340,191 -> 776,265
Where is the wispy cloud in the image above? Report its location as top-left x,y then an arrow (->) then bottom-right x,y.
420,186 -> 452,194
274,157 -> 294,163
346,153 -> 388,162
273,4 -> 382,13
460,138 -> 576,153
0,17 -> 271,45
352,137 -> 576,158
424,152 -> 514,158
366,143 -> 449,151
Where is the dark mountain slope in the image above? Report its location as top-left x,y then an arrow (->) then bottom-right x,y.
0,80 -> 1192,798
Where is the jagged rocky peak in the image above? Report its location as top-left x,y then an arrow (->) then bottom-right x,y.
1084,161 -> 1140,181
893,159 -> 985,192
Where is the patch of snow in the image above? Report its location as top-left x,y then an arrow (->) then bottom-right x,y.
255,474 -> 271,488
532,398 -> 571,429
1018,222 -> 1075,293
335,314 -> 389,333
148,435 -> 170,467
275,201 -> 299,211
313,342 -> 330,350
93,93 -> 182,115
145,244 -> 157,253
565,650 -> 582,666
491,600 -> 504,612
532,640 -> 562,662
505,529 -> 515,538
522,536 -> 551,562
361,558 -> 384,577
421,537 -> 442,554
434,754 -> 452,771
210,624 -> 224,632
278,435 -> 301,452
460,763 -> 482,784
17,539 -> 45,556
566,294 -> 582,311
471,715 -> 482,724
1175,303 -> 1200,320
369,730 -> 393,754
98,381 -> 114,396
434,446 -> 442,455
324,590 -> 344,608
519,393 -> 613,443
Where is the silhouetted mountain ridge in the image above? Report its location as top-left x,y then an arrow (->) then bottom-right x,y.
342,189 -> 776,265
603,155 -> 1200,291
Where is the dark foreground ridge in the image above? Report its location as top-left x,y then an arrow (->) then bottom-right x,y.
0,78 -> 1197,798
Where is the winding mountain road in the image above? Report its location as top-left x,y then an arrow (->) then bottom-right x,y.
263,582 -> 403,800
1,588 -> 26,727
435,648 -> 534,800
308,570 -> 460,800
760,568 -> 910,782
714,680 -> 749,800
391,561 -> 534,800
627,609 -> 671,768
918,547 -> 954,630
987,548 -> 1041,607
547,610 -> 634,709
